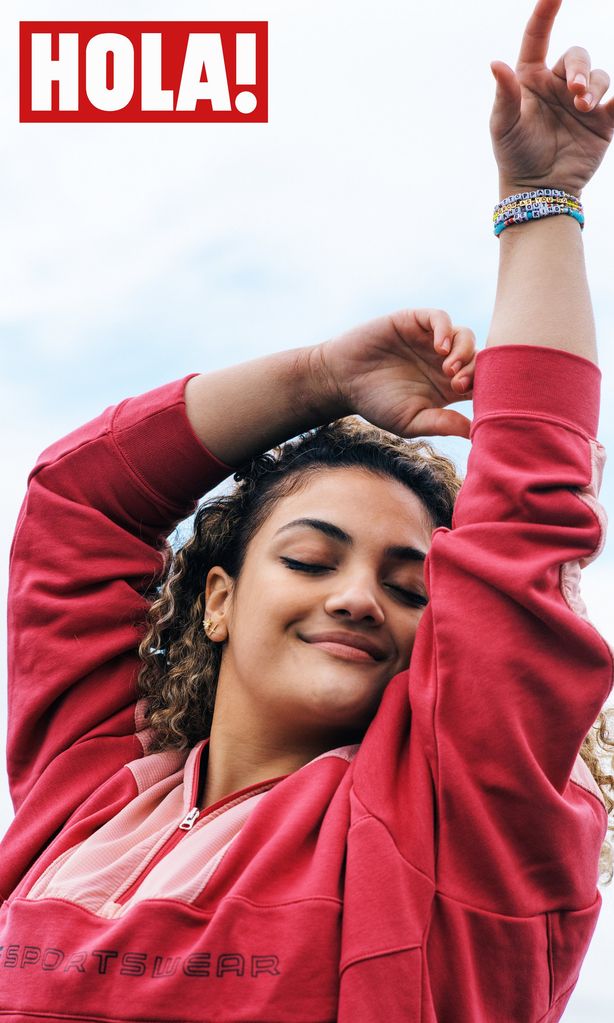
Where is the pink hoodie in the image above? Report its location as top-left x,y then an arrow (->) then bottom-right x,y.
1,344 -> 612,1022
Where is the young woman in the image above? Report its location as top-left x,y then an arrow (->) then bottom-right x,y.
2,0 -> 614,1020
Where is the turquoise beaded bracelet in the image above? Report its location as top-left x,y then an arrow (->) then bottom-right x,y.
493,188 -> 584,236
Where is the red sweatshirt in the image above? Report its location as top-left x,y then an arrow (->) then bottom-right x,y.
1,344 -> 612,1023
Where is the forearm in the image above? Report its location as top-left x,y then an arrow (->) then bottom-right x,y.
184,345 -> 339,467
486,183 -> 597,365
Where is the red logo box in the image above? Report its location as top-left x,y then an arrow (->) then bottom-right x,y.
20,21 -> 268,122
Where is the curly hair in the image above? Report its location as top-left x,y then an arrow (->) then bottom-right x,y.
579,711 -> 614,884
136,415 -> 614,886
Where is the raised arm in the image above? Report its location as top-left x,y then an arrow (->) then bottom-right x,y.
487,0 -> 614,364
184,309 -> 478,466
3,379 -> 234,896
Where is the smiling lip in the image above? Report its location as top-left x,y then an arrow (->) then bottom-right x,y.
300,631 -> 385,662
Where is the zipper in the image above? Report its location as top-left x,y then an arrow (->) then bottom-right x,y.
114,742 -> 290,907
115,808 -> 200,905
115,744 -> 206,907
179,807 -> 200,830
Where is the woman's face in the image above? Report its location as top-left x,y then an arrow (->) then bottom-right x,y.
205,467 -> 434,745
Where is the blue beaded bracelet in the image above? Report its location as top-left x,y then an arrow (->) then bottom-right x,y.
493,188 -> 584,236
494,205 -> 585,236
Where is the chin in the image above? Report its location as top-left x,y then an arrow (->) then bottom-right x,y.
303,678 -> 383,724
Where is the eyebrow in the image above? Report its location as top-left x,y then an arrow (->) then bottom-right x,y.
274,517 -> 427,562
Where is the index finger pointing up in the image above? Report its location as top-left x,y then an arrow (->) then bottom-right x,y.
517,0 -> 564,68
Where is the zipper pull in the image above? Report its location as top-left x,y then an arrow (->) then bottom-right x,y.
179,807 -> 200,830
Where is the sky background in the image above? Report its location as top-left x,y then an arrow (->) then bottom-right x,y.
1,1 -> 613,1018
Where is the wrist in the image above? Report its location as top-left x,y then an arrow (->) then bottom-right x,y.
300,342 -> 351,424
498,178 -> 583,202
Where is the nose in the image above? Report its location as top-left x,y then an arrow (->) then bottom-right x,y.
323,571 -> 385,625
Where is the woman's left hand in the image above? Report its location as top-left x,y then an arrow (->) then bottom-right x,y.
314,308 -> 476,440
490,0 -> 614,196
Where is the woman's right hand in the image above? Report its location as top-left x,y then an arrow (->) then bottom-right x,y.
312,308 -> 477,440
489,0 -> 614,200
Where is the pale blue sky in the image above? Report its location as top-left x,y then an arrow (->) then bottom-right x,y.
2,1 -> 613,1017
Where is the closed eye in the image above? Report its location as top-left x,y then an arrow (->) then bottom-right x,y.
280,557 -> 329,573
388,586 -> 428,608
280,557 -> 428,607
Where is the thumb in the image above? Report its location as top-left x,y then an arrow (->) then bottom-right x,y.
490,60 -> 522,133
403,407 -> 473,440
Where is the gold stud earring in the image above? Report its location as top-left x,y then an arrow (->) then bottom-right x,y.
203,617 -> 219,637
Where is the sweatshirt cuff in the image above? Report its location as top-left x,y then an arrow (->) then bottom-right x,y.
112,374 -> 237,508
471,344 -> 601,439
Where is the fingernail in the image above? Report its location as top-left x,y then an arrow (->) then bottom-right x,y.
451,360 -> 463,375
457,376 -> 470,392
583,93 -> 593,106
441,337 -> 451,353
573,73 -> 587,88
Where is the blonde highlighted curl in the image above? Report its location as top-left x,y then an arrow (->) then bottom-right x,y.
136,416 -> 614,886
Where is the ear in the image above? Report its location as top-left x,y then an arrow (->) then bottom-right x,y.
203,566 -> 235,641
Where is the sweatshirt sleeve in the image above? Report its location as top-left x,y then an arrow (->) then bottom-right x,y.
5,375 -> 234,863
352,344 -> 613,1021
424,344 -> 612,910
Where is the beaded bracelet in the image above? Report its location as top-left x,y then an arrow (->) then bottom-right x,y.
494,188 -> 583,222
493,188 -> 584,237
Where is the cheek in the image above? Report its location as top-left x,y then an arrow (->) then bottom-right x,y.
252,570 -> 319,628
395,615 -> 424,670
226,580 -> 298,661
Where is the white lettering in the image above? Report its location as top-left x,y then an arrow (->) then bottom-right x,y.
31,34 -> 79,111
176,34 -> 231,111
85,34 -> 134,112
141,34 -> 174,110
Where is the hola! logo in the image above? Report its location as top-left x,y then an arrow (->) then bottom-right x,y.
19,22 -> 268,122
